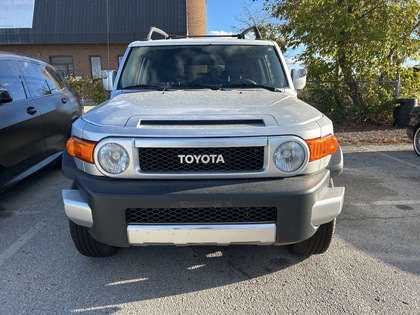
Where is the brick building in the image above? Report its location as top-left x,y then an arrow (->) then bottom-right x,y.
0,0 -> 206,78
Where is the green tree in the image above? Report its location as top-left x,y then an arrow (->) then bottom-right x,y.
262,0 -> 420,122
234,1 -> 286,50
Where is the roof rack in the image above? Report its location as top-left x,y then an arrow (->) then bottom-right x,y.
146,27 -> 170,40
145,26 -> 263,41
238,26 -> 262,40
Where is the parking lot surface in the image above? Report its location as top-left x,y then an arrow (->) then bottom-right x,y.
0,143 -> 419,314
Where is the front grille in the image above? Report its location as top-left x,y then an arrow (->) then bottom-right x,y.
126,207 -> 277,224
138,147 -> 264,172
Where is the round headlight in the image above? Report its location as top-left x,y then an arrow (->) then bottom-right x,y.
273,141 -> 305,173
98,143 -> 129,174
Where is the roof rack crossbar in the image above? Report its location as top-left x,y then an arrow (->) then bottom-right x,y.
147,27 -> 170,40
238,26 -> 262,40
170,34 -> 238,39
145,25 -> 262,41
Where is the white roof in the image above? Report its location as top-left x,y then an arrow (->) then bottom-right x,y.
128,37 -> 277,47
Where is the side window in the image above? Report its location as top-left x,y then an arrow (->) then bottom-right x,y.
46,66 -> 66,90
39,64 -> 65,93
0,60 -> 27,102
16,61 -> 51,97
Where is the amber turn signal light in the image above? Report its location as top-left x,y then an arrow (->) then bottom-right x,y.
66,137 -> 97,163
305,135 -> 339,162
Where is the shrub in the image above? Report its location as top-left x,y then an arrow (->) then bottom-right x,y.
302,79 -> 403,125
66,77 -> 109,105
301,82 -> 351,123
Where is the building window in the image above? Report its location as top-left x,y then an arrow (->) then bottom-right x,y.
90,56 -> 102,78
50,56 -> 74,78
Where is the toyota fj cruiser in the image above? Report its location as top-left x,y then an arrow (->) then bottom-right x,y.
62,26 -> 345,257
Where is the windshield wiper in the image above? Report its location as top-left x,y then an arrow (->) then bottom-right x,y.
123,84 -> 168,91
171,83 -> 224,91
223,83 -> 282,92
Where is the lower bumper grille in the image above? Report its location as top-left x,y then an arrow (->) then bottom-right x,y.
126,207 -> 277,224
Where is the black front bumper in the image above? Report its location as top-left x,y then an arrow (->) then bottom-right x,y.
62,151 -> 343,247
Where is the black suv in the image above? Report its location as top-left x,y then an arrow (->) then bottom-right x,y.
0,52 -> 83,192
407,105 -> 420,156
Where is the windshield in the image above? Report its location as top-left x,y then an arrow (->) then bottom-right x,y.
118,45 -> 287,90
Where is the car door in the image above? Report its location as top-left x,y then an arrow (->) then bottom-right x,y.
39,64 -> 75,153
17,61 -> 71,155
0,59 -> 45,185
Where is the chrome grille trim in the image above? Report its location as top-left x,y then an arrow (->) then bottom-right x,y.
90,136 -> 319,179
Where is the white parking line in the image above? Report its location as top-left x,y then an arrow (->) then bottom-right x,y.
1,210 -> 43,216
349,200 -> 420,207
366,148 -> 420,170
0,219 -> 47,267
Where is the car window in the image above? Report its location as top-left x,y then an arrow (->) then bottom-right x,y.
41,65 -> 66,92
0,60 -> 27,102
16,61 -> 52,97
119,45 -> 287,89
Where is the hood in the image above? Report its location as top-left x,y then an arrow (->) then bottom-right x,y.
81,89 -> 331,139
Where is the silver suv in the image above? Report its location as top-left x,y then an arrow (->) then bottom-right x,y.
62,27 -> 345,257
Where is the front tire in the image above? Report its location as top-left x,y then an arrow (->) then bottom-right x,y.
290,178 -> 336,256
413,127 -> 420,156
69,220 -> 118,257
289,219 -> 336,256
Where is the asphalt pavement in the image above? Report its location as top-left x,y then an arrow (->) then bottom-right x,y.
0,143 -> 419,314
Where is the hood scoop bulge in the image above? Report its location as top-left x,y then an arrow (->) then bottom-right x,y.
138,118 -> 267,128
124,115 -> 279,136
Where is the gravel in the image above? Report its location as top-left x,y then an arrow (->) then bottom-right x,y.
334,124 -> 410,145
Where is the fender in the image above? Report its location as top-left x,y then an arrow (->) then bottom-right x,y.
327,145 -> 343,178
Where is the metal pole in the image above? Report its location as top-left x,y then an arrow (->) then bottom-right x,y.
396,71 -> 400,98
106,0 -> 110,69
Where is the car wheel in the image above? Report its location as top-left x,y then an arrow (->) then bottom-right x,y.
289,219 -> 336,256
68,220 -> 118,257
413,127 -> 420,156
290,178 -> 336,256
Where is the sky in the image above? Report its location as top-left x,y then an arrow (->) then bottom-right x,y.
207,1 -> 418,68
206,0 -> 262,34
206,1 -> 418,67
206,0 -> 302,66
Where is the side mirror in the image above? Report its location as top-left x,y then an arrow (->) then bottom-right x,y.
101,70 -> 117,91
291,69 -> 307,90
0,88 -> 13,104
